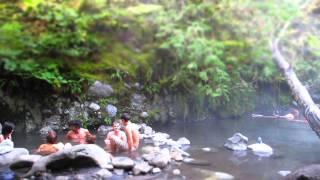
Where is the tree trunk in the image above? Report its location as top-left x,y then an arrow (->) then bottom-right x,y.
271,39 -> 320,138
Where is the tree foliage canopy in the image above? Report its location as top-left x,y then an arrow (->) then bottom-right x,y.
0,0 -> 316,116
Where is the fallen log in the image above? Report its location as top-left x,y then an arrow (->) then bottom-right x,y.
251,114 -> 307,123
271,39 -> 320,138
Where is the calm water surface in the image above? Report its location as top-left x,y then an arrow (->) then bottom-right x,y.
4,116 -> 320,180
154,116 -> 320,180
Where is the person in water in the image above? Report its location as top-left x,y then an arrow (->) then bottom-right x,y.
66,120 -> 95,144
0,122 -> 15,154
121,113 -> 140,151
105,120 -> 127,153
281,109 -> 300,121
37,130 -> 65,155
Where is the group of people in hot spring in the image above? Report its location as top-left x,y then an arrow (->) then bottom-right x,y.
0,113 -> 140,157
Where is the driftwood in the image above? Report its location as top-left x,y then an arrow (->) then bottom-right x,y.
271,39 -> 320,138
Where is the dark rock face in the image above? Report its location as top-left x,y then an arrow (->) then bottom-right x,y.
285,164 -> 320,180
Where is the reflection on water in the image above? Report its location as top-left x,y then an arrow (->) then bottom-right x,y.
2,115 -> 320,180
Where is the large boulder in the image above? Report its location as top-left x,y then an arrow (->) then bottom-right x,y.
285,164 -> 320,180
10,144 -> 112,177
0,148 -> 29,166
10,155 -> 42,177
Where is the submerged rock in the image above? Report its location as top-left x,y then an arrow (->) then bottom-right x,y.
215,171 -> 234,180
278,170 -> 291,177
247,137 -> 273,157
177,137 -> 190,146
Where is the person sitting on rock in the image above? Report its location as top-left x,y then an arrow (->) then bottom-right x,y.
0,122 -> 15,154
66,120 -> 93,144
37,130 -> 65,155
105,120 -> 127,154
121,113 -> 140,151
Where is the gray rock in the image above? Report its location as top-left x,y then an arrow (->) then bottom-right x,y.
142,153 -> 155,162
152,132 -> 170,146
170,151 -> 183,162
140,124 -> 154,136
278,170 -> 291,177
152,167 -> 161,174
89,103 -> 100,111
141,146 -> 160,154
55,176 -> 69,180
177,137 -> 190,146
140,112 -> 149,118
171,146 -> 190,157
114,169 -> 124,176
11,144 -> 112,177
112,156 -> 135,170
224,133 -> 248,151
173,169 -> 181,176
88,81 -> 113,98
149,148 -> 171,168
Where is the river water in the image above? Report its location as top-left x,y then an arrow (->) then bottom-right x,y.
1,115 -> 320,180
154,115 -> 320,180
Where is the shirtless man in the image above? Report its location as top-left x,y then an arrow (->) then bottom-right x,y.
37,130 -> 64,155
121,113 -> 140,151
66,120 -> 94,144
105,120 -> 127,153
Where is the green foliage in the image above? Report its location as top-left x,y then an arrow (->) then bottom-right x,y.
0,0 -> 308,118
103,116 -> 112,125
99,97 -> 119,106
0,0 -> 114,94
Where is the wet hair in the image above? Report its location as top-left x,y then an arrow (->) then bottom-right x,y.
121,113 -> 130,122
47,130 -> 58,144
2,122 -> 15,137
68,120 -> 82,128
